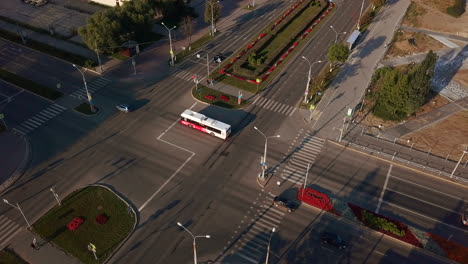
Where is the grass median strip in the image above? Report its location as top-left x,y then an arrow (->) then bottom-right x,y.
0,68 -> 62,101
192,84 -> 248,109
33,186 -> 135,264
0,249 -> 28,264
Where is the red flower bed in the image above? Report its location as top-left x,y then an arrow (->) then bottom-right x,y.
348,203 -> 422,247
204,95 -> 216,100
95,213 -> 109,225
219,95 -> 229,101
428,233 -> 468,263
67,217 -> 84,231
297,187 -> 340,216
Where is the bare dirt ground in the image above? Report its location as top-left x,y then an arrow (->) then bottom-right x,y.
400,110 -> 468,162
386,30 -> 445,58
402,0 -> 468,37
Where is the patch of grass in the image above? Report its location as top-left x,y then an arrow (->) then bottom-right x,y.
175,34 -> 214,63
0,28 -> 96,67
0,249 -> 28,264
192,84 -> 249,109
33,186 -> 135,264
111,52 -> 130,61
74,102 -> 98,115
403,1 -> 427,27
0,68 -> 62,101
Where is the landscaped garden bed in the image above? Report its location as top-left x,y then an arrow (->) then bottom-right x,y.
218,0 -> 334,92
74,102 -> 99,115
192,84 -> 248,109
33,186 -> 135,264
0,248 -> 28,264
297,187 -> 340,216
348,203 -> 422,248
428,233 -> 468,263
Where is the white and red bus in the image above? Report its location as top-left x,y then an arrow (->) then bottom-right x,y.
180,109 -> 231,139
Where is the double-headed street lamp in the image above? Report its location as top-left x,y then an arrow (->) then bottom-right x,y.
265,227 -> 276,264
301,56 -> 322,103
3,199 -> 31,230
177,222 -> 210,264
72,64 -> 94,112
330,25 -> 347,44
162,22 -> 177,66
254,126 -> 280,181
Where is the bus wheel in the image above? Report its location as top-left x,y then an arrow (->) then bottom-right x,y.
210,132 -> 215,136
189,125 -> 193,128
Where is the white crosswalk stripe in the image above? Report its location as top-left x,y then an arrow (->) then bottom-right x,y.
251,96 -> 296,116
15,104 -> 67,135
280,135 -> 325,184
69,76 -> 112,100
0,215 -> 23,250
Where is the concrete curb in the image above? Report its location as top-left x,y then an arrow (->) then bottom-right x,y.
0,131 -> 32,194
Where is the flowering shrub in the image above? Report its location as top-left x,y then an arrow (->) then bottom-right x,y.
348,203 -> 422,247
219,95 -> 229,101
95,213 -> 109,225
204,95 -> 216,100
428,233 -> 468,263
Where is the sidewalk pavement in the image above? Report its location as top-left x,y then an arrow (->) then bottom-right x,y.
0,131 -> 29,194
384,96 -> 468,138
6,229 -> 80,264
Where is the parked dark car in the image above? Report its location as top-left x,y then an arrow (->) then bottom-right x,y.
273,196 -> 296,212
320,232 -> 347,250
462,207 -> 468,226
115,104 -> 133,113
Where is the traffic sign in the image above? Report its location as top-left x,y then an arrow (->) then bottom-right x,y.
0,113 -> 4,119
309,105 -> 315,110
347,108 -> 353,117
56,83 -> 61,89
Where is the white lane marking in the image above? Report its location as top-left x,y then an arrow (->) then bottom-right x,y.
386,187 -> 464,215
391,175 -> 466,202
140,103 -> 198,211
376,164 -> 392,214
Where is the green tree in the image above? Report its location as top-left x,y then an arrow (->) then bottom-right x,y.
204,0 -> 222,29
406,50 -> 437,113
327,43 -> 350,69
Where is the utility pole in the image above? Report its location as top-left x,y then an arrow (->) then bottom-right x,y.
357,0 -> 365,31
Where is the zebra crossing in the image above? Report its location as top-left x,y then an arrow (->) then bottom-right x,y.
14,104 -> 66,135
280,135 -> 325,184
0,215 -> 23,250
69,76 -> 112,100
171,68 -> 207,81
252,96 -> 296,116
226,192 -> 285,264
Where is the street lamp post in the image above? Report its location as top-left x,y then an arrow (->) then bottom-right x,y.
177,222 -> 210,264
3,199 -> 32,230
301,56 -> 322,103
162,22 -> 177,66
254,126 -> 280,180
450,150 -> 467,179
72,64 -> 94,112
265,227 -> 276,264
330,25 -> 347,44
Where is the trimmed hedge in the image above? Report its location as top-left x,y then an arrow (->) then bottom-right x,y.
0,68 -> 62,101
362,210 -> 405,236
